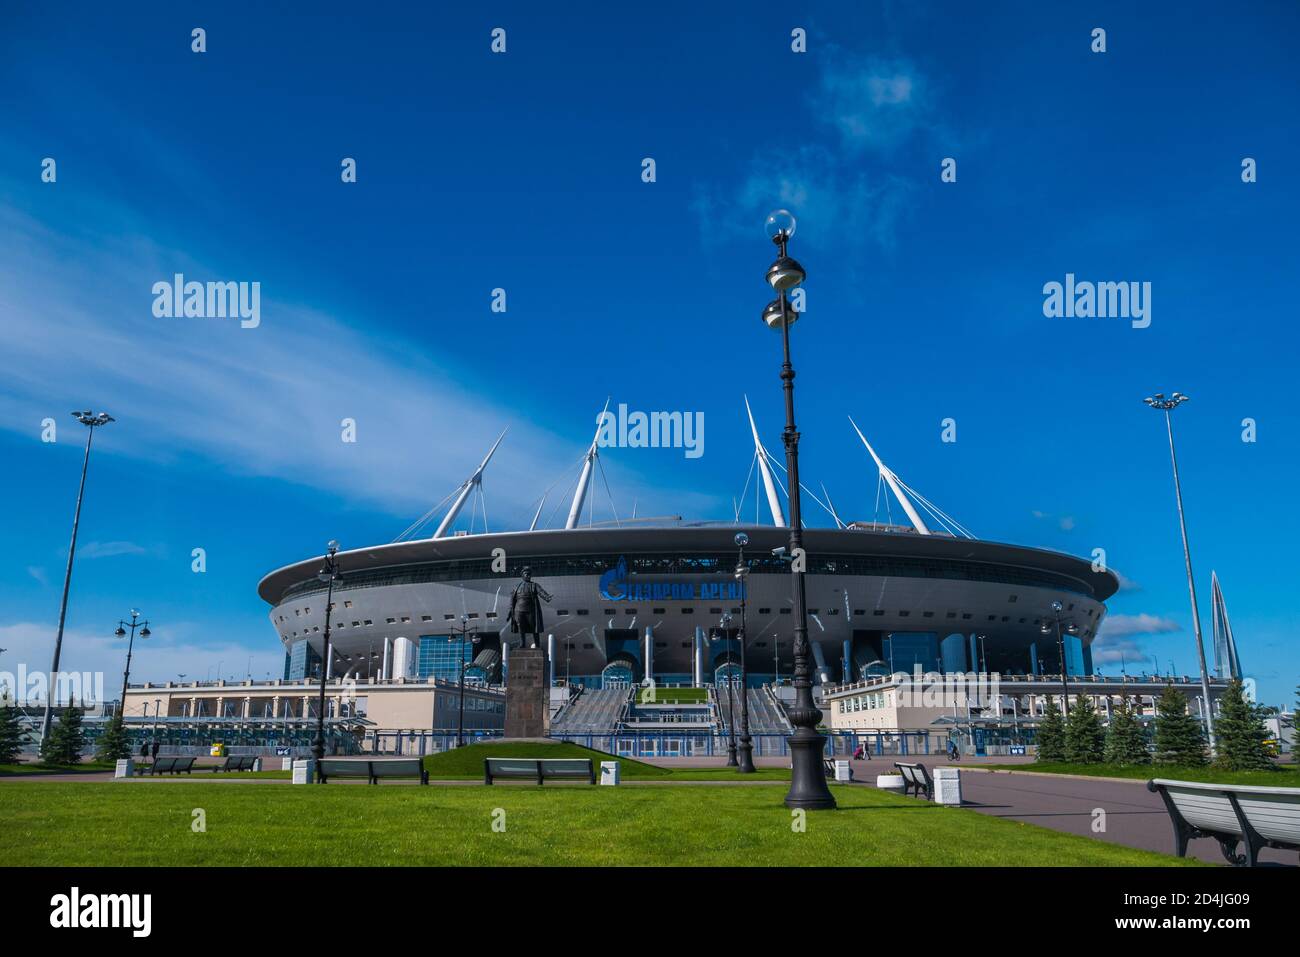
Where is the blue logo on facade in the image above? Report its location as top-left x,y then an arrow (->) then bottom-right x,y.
598,556 -> 745,602
599,556 -> 628,600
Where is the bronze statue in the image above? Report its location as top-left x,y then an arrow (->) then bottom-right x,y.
508,566 -> 552,649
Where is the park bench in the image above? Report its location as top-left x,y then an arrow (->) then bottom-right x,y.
149,757 -> 195,775
894,762 -> 933,800
213,755 -> 259,773
484,757 -> 596,785
318,757 -> 428,785
1147,778 -> 1300,867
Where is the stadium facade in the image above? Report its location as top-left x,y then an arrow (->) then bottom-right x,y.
256,409 -> 1120,693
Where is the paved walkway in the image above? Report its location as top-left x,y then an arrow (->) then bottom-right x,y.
957,768 -> 1295,867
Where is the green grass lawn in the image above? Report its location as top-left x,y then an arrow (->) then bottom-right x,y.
637,687 -> 707,704
984,762 -> 1300,788
422,741 -> 790,781
0,780 -> 1194,866
0,760 -> 117,777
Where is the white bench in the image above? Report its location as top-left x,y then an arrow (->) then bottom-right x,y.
1148,778 -> 1300,867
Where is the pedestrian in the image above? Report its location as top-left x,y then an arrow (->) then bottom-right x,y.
151,740 -> 160,761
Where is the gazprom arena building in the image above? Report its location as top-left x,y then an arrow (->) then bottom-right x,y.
257,411 -> 1119,691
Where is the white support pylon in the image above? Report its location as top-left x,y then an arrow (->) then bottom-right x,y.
745,395 -> 787,527
566,399 -> 610,530
848,416 -> 931,535
432,428 -> 508,539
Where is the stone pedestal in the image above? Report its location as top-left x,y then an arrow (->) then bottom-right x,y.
504,647 -> 549,738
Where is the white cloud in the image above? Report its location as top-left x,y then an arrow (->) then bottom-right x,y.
1096,613 -> 1181,640
78,540 -> 148,560
0,203 -> 716,526
0,621 -> 280,704
25,566 -> 48,586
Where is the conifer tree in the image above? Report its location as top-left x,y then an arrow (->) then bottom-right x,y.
1104,696 -> 1150,765
39,698 -> 87,766
94,713 -> 132,763
1035,697 -> 1066,762
1212,679 -> 1275,772
0,702 -> 24,764
1152,686 -> 1207,767
1065,695 -> 1105,764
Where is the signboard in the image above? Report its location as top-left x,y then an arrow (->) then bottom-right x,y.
1009,745 -> 1026,756
274,746 -> 291,756
599,556 -> 746,602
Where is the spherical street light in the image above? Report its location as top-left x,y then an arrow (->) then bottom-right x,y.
764,208 -> 797,242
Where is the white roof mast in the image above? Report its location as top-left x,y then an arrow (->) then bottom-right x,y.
565,399 -> 610,530
848,416 -> 931,535
431,428 -> 507,539
745,395 -> 787,527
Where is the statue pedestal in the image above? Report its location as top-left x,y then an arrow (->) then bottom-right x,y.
504,647 -> 549,739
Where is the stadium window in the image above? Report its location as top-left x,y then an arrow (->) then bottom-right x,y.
344,600 -> 353,608
557,610 -> 569,616
653,608 -> 665,614
681,608 -> 694,613
710,608 -> 722,614
899,610 -> 910,617
351,621 -> 360,627
1001,616 -> 1009,622
364,620 -> 372,625
1008,594 -> 1018,603
759,608 -> 772,615
422,615 -> 432,621
946,611 -> 957,618
401,616 -> 411,623
828,608 -> 839,615
872,609 -> 885,616
467,613 -> 478,619
988,615 -> 996,621
853,609 -> 865,616
961,613 -> 972,619
576,610 -> 589,616
730,608 -> 741,614
780,608 -> 791,614
808,609 -> 818,614
486,612 -> 498,619
605,609 -> 616,615
386,618 -> 396,624
625,608 -> 638,615
443,614 -> 455,620
583,643 -> 594,649
922,611 -> 934,618
655,641 -> 667,648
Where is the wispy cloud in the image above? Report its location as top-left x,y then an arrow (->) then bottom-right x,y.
0,621 -> 281,702
693,51 -> 935,260
1091,613 -> 1181,666
0,203 -> 716,526
78,540 -> 149,560
25,566 -> 48,586
1097,613 -> 1181,640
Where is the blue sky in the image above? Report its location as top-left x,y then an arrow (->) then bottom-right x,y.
1,2 -> 1297,706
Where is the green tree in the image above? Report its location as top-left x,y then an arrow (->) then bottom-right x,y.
1065,695 -> 1105,764
1104,696 -> 1150,765
94,713 -> 132,763
39,699 -> 87,766
1212,679 -> 1275,772
1035,698 -> 1066,762
1152,686 -> 1207,767
0,702 -> 25,764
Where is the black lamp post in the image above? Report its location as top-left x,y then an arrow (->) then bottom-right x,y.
734,532 -> 756,773
719,614 -> 738,766
311,540 -> 340,770
761,209 -> 836,809
454,615 -> 482,747
1040,601 -> 1078,713
114,610 -> 150,716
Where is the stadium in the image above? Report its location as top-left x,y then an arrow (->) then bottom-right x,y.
256,406 -> 1120,696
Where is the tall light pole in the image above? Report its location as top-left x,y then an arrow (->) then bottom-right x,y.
734,532 -> 755,773
114,610 -> 151,715
762,209 -> 835,810
311,540 -> 340,770
41,410 -> 114,743
1144,392 -> 1216,754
